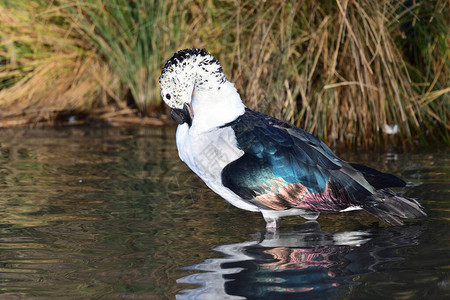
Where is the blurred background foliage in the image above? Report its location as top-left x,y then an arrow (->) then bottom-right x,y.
0,0 -> 448,147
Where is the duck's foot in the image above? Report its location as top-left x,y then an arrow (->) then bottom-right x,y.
299,211 -> 320,220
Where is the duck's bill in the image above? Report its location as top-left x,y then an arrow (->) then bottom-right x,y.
171,103 -> 193,126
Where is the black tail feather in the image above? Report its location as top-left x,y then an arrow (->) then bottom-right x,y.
363,190 -> 427,226
350,163 -> 406,189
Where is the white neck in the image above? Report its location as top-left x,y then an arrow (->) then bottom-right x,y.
190,80 -> 246,133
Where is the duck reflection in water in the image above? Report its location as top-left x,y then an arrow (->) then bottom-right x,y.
177,221 -> 423,300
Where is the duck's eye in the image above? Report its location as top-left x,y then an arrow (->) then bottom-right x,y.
165,94 -> 171,100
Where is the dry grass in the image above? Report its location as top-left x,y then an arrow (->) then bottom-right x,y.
0,0 -> 448,147
187,0 -> 448,147
0,1 -> 128,123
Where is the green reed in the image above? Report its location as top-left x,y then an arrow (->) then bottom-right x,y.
64,0 -> 185,116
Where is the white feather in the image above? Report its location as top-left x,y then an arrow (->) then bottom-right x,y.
190,81 -> 246,134
176,108 -> 259,212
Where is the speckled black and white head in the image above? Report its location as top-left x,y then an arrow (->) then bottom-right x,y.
159,48 -> 226,110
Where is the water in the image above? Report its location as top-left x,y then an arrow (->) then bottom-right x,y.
0,126 -> 448,299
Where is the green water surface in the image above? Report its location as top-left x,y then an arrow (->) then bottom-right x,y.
0,126 -> 448,299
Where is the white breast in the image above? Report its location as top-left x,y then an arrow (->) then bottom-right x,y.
176,124 -> 259,212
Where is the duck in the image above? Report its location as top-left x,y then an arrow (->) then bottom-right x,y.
158,48 -> 426,230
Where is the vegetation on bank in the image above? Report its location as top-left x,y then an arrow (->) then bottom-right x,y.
0,0 -> 448,147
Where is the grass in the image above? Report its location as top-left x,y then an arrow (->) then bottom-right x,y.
0,1 -> 127,122
0,0 -> 448,148
195,0 -> 449,147
63,0 -> 185,116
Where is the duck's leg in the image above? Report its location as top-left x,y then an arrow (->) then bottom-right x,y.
265,217 -> 280,230
261,211 -> 281,232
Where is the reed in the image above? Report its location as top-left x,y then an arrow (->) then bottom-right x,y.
394,0 -> 449,145
0,1 -> 126,122
0,0 -> 448,147
62,0 -> 188,116
188,0 -> 448,147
